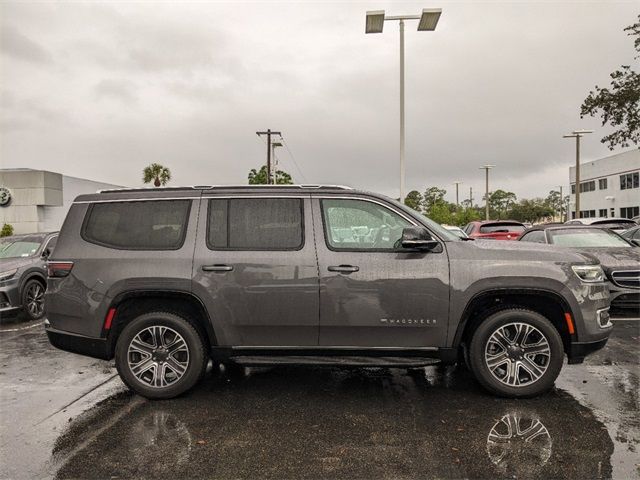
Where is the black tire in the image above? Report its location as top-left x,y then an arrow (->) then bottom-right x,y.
468,308 -> 564,398
115,312 -> 207,399
21,278 -> 46,320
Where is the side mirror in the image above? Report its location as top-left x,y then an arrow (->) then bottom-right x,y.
42,248 -> 51,259
401,227 -> 439,251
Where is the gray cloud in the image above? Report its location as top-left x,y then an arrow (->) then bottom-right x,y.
0,24 -> 52,64
94,79 -> 138,103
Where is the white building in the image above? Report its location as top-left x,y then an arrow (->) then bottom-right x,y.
569,149 -> 640,219
0,169 -> 123,234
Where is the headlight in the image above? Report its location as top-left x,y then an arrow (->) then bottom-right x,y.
0,268 -> 18,281
571,265 -> 604,283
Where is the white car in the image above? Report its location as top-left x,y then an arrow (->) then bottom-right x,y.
441,224 -> 468,238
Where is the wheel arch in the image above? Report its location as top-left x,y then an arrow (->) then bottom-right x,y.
453,288 -> 575,354
105,290 -> 217,358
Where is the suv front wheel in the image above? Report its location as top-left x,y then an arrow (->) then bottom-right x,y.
115,312 -> 207,399
468,308 -> 564,397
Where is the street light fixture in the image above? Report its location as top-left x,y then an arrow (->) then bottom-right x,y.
563,129 -> 593,219
365,7 -> 442,202
479,165 -> 495,220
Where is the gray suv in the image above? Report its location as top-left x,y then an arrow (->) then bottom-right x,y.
45,186 -> 613,399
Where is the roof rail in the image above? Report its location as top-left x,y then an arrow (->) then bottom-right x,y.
97,184 -> 353,193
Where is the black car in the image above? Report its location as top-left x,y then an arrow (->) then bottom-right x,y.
519,225 -> 639,318
0,232 -> 58,319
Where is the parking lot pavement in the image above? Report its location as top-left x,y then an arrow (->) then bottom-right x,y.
1,320 -> 638,479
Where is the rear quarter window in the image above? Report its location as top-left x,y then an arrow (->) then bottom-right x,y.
82,200 -> 191,250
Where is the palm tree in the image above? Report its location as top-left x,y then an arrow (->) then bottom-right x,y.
143,163 -> 171,187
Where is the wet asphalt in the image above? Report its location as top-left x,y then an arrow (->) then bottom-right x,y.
0,318 -> 638,479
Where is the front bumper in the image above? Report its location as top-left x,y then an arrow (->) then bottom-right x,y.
45,321 -> 111,360
0,278 -> 22,314
567,338 -> 609,364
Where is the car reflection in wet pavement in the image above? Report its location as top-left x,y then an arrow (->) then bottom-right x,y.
52,365 -> 618,479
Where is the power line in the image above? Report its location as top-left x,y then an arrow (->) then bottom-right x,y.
280,137 -> 307,183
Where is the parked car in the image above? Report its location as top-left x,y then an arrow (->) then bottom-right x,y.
463,220 -> 526,240
621,225 -> 640,246
441,224 -> 469,239
46,185 -> 612,399
565,217 -> 636,231
632,215 -> 640,225
519,225 -> 639,318
0,232 -> 58,319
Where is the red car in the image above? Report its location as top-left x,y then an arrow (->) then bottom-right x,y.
463,220 -> 527,240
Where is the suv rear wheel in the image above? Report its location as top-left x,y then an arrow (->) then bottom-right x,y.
115,312 -> 207,399
468,308 -> 564,397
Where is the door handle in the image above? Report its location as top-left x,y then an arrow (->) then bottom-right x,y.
202,264 -> 234,272
328,265 -> 359,273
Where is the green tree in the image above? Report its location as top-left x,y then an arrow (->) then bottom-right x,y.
581,15 -> 640,149
427,202 -> 453,225
404,190 -> 423,211
423,186 -> 447,214
0,223 -> 14,237
248,165 -> 293,185
143,163 -> 171,187
509,199 -> 554,223
488,189 -> 517,219
451,207 -> 481,227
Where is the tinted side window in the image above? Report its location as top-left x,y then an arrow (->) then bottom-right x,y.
321,199 -> 412,251
83,200 -> 191,250
520,230 -> 546,243
207,198 -> 303,250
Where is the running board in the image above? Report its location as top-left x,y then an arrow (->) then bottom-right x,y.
230,355 -> 442,368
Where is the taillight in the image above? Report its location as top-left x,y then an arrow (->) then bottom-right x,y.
47,261 -> 74,278
103,307 -> 117,330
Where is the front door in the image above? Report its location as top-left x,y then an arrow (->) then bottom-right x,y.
192,194 -> 319,346
312,196 -> 450,348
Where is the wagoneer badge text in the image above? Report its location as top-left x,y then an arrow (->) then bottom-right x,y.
380,318 -> 437,325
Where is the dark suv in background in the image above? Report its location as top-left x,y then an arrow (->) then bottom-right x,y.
46,186 -> 612,399
0,232 -> 58,319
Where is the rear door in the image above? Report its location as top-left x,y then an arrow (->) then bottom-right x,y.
192,193 -> 319,346
311,195 -> 450,348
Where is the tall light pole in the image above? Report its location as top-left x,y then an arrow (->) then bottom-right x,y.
558,185 -> 564,222
479,165 -> 495,220
563,129 -> 593,219
453,181 -> 462,206
365,8 -> 442,202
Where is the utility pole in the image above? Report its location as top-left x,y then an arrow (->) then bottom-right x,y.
563,129 -> 592,219
453,181 -> 462,206
479,165 -> 495,220
469,187 -> 473,207
256,129 -> 282,184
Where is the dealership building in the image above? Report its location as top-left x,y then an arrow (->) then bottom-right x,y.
569,148 -> 640,219
0,169 -> 123,234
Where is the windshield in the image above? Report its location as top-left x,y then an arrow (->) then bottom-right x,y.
0,236 -> 44,258
480,223 -> 526,233
548,229 -> 632,248
390,200 -> 460,241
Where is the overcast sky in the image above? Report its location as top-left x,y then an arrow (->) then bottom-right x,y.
1,0 -> 638,203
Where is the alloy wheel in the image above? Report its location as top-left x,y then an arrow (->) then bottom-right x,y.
25,282 -> 45,318
127,326 -> 190,388
484,322 -> 551,387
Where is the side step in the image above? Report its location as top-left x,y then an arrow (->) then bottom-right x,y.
230,355 -> 441,368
